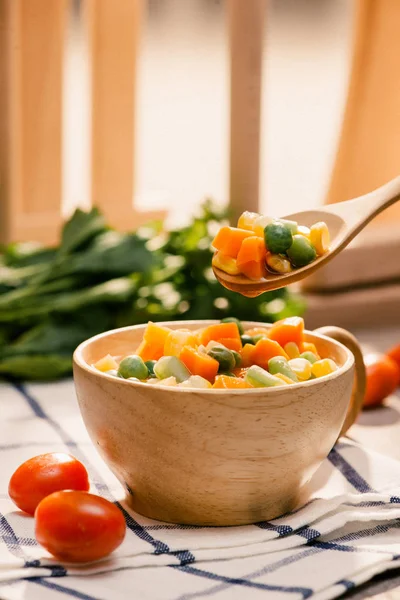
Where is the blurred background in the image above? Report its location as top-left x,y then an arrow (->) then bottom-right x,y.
64,0 -> 353,223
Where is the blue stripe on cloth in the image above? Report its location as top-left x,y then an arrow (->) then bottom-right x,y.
338,579 -> 355,590
184,519 -> 400,600
328,447 -> 375,493
390,496 -> 400,503
256,522 -> 294,536
2,535 -> 37,547
13,384 -> 196,565
256,522 -> 321,542
32,579 -> 100,600
174,564 -> 313,599
0,512 -> 26,559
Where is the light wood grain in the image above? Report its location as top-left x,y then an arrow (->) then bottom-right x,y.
0,0 -> 66,245
214,175 -> 400,297
326,0 -> 400,227
73,320 -> 364,526
228,0 -> 265,223
86,0 -> 165,230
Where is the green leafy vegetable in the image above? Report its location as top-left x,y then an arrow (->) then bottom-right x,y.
0,202 -> 305,381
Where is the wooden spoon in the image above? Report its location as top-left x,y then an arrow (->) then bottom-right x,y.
213,176 -> 400,297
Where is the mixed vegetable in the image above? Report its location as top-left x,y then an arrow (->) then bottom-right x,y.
212,211 -> 330,279
94,316 -> 340,389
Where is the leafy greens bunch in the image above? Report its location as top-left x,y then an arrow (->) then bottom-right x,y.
0,202 -> 305,380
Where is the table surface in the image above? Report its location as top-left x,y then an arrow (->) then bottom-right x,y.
1,325 -> 399,600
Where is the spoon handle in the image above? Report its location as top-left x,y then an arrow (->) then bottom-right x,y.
323,175 -> 400,231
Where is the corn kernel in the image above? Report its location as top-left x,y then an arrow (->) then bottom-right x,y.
310,222 -> 330,256
274,373 -> 294,385
94,354 -> 119,372
284,342 -> 300,359
253,214 -> 273,237
311,358 -> 338,378
266,254 -> 292,274
238,211 -> 260,231
212,252 -> 241,275
288,358 -> 312,381
297,225 -> 311,239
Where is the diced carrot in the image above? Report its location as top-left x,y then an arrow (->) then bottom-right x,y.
252,338 -> 289,369
241,343 -> 256,367
239,260 -> 266,280
180,346 -> 219,382
217,337 -> 242,352
236,237 -> 267,280
213,375 -> 252,389
268,317 -> 304,348
164,330 -> 197,357
136,322 -> 171,361
300,341 -> 319,355
211,226 -> 254,258
200,323 -> 241,346
237,236 -> 266,265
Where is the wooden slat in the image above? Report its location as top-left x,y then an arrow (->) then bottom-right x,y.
86,0 -> 165,230
228,0 -> 265,223
326,0 -> 400,225
0,0 -> 66,245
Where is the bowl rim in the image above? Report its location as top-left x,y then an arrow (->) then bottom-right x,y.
73,320 -> 355,394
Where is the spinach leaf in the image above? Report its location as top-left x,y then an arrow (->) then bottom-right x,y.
0,355 -> 72,380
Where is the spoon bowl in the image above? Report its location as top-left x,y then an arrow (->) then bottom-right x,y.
214,176 -> 400,296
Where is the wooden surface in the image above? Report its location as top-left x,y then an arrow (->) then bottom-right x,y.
228,0 -> 265,223
326,0 -> 400,226
74,320 -> 361,526
86,0 -> 165,231
0,0 -> 66,245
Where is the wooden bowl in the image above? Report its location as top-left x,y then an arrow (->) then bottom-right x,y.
73,321 -> 365,526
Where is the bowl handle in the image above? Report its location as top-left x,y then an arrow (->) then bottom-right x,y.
313,326 -> 366,438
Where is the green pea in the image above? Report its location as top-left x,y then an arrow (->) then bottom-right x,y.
219,371 -> 236,377
118,355 -> 149,380
207,347 -> 236,372
221,317 -> 244,335
287,235 -> 317,267
241,334 -> 255,346
145,360 -> 157,377
265,223 -> 293,254
245,365 -> 283,388
299,351 -> 319,364
268,356 -> 298,382
231,350 -> 242,367
154,356 -> 191,382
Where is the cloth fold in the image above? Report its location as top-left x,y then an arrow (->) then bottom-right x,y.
1,380 -> 400,600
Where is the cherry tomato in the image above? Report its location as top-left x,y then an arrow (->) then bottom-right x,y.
8,453 -> 89,515
363,353 -> 400,408
387,344 -> 400,384
35,491 -> 126,562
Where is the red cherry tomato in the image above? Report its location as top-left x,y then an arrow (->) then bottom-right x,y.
363,353 -> 400,408
35,491 -> 126,563
8,453 -> 89,515
387,344 -> 400,384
